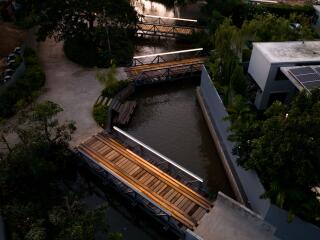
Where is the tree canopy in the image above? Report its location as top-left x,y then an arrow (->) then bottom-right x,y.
0,101 -> 116,239
37,0 -> 137,41
230,90 -> 320,223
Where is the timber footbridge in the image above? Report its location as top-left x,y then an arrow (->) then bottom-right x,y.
126,48 -> 207,85
77,127 -> 213,235
136,14 -> 202,38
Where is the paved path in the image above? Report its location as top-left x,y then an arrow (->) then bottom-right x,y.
37,38 -> 103,147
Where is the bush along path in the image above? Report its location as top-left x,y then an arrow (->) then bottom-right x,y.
93,66 -> 136,128
0,48 -> 45,122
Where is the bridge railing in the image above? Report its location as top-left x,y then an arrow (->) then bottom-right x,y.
138,14 -> 198,27
131,48 -> 204,66
111,126 -> 209,196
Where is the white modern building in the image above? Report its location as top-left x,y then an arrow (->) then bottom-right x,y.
248,41 -> 320,109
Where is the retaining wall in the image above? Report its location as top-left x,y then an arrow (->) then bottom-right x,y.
197,65 -> 320,240
197,65 -> 269,214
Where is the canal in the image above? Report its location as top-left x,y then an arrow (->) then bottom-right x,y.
83,1 -> 234,240
127,81 -> 233,196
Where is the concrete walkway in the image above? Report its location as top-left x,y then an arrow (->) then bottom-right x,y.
194,193 -> 277,240
37,38 -> 103,147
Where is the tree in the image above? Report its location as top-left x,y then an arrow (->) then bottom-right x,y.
230,90 -> 320,223
35,0 -> 137,67
209,18 -> 244,104
0,101 -> 115,239
37,0 -> 137,41
204,0 -> 244,17
241,13 -> 315,42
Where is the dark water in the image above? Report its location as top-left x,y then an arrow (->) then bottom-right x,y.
126,81 -> 233,196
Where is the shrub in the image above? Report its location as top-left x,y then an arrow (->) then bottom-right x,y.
64,36 -> 99,67
93,104 -> 108,127
101,81 -> 129,98
64,28 -> 134,68
0,48 -> 45,118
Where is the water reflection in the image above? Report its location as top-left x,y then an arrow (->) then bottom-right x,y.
132,0 -> 175,17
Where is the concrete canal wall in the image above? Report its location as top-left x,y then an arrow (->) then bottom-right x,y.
197,65 -> 320,240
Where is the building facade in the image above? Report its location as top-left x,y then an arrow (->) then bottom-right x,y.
248,41 -> 320,109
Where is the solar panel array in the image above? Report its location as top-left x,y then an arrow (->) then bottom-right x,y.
288,66 -> 320,91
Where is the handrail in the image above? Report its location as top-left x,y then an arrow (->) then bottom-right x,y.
141,14 -> 197,23
113,126 -> 204,182
133,48 -> 203,60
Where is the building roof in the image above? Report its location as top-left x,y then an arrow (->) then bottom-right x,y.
253,41 -> 320,63
281,65 -> 320,92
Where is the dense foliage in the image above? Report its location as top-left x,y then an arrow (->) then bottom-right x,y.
63,28 -> 134,67
207,7 -> 320,223
229,90 -> 320,224
93,104 -> 109,127
0,48 -> 45,121
0,101 -> 116,239
96,66 -> 129,98
93,66 -> 128,127
35,0 -> 137,67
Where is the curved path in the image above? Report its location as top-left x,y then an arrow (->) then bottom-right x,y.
37,38 -> 103,147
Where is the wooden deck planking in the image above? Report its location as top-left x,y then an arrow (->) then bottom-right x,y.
128,57 -> 206,76
137,23 -> 199,36
78,133 -> 212,229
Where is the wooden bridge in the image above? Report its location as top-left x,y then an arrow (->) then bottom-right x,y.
126,48 -> 207,85
77,127 -> 212,231
136,14 -> 202,38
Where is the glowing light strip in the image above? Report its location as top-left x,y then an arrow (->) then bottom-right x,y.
133,48 -> 203,59
113,126 -> 204,182
143,14 -> 197,23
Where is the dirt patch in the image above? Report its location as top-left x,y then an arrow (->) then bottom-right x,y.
0,21 -> 27,58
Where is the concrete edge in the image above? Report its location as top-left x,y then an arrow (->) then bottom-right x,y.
196,87 -> 246,205
216,192 -> 277,235
185,229 -> 203,240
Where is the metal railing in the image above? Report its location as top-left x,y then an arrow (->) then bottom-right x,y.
131,48 -> 203,66
138,14 -> 198,26
111,126 -> 208,195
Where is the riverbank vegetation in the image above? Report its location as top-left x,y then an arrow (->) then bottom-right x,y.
0,48 -> 45,122
93,66 -> 129,127
229,90 -> 320,225
0,101 -> 119,239
204,0 -> 320,225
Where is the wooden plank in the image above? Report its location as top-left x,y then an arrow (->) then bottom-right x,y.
121,159 -> 134,171
79,144 -> 196,229
128,165 -> 141,175
96,145 -> 110,154
174,195 -> 186,206
98,134 -> 212,209
124,161 -> 138,174
188,204 -> 200,217
114,157 -> 128,167
170,192 -> 182,204
144,175 -> 155,186
110,155 -> 123,164
100,146 -> 113,156
79,134 -> 213,229
155,183 -> 169,196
